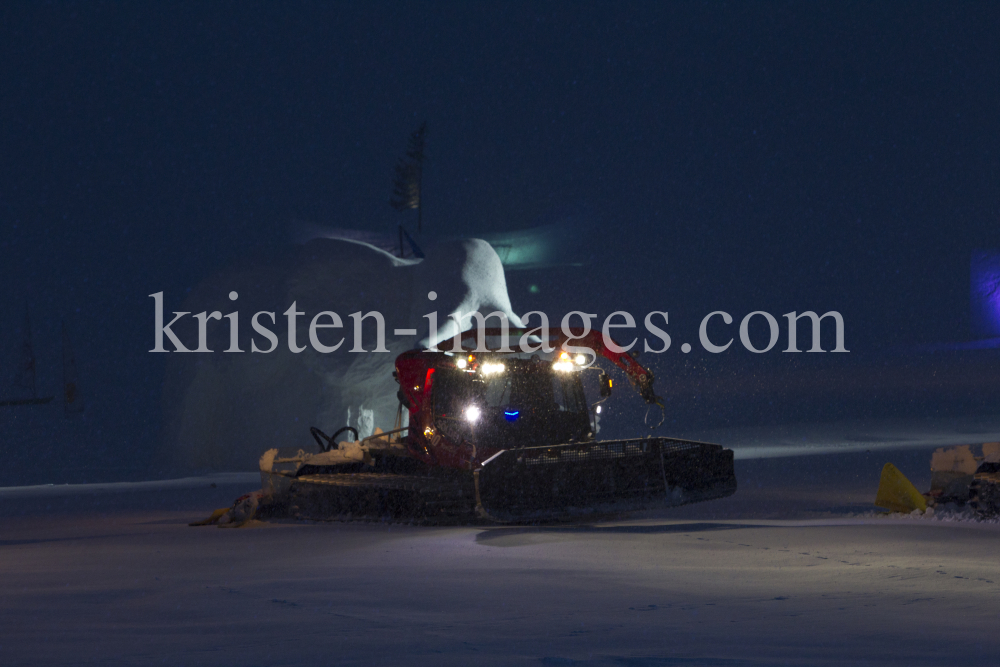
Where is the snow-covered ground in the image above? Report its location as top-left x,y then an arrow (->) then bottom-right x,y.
678,414 -> 1000,461
2,445 -> 999,666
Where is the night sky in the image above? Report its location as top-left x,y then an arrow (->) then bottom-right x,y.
2,2 -> 998,479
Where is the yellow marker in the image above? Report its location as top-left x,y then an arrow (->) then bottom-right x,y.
874,463 -> 927,513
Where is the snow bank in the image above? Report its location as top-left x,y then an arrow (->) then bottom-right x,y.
0,473 -> 259,500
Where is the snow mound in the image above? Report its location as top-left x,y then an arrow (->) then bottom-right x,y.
877,504 -> 1000,525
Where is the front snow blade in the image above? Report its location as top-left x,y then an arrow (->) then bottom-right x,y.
474,438 -> 736,522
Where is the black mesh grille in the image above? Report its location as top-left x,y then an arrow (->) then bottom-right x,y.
475,437 -> 736,521
519,438 -> 708,466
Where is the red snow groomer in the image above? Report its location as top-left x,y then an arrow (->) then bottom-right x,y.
260,328 -> 736,523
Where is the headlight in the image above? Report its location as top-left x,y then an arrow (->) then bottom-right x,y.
465,405 -> 482,422
481,362 -> 505,375
456,358 -> 468,369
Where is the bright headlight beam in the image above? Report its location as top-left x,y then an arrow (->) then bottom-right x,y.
465,405 -> 482,422
481,362 -> 505,375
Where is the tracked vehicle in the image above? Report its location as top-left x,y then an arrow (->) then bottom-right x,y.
259,328 -> 736,523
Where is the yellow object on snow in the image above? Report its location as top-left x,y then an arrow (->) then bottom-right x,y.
874,462 -> 927,513
189,508 -> 231,526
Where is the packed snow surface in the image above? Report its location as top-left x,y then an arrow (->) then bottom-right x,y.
2,448 -> 999,666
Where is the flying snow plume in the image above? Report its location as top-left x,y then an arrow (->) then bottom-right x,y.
292,219 -> 590,270
159,237 -> 524,472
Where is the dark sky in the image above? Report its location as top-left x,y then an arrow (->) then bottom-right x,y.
1,2 -> 998,476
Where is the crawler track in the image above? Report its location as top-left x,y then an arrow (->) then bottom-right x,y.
279,437 -> 737,525
287,471 -> 481,524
